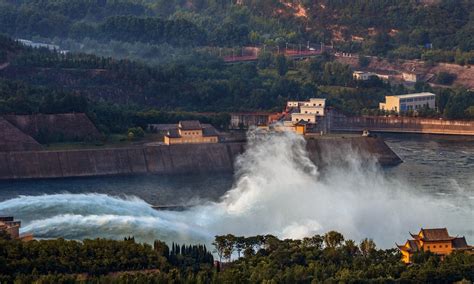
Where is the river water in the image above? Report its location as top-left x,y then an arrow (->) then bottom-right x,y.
0,133 -> 472,247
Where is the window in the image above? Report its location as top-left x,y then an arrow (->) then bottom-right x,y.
426,245 -> 430,249
445,245 -> 448,248
319,104 -> 322,106
433,245 -> 436,248
316,111 -> 319,114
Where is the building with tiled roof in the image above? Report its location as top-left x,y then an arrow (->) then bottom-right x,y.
164,121 -> 219,145
397,228 -> 473,263
0,216 -> 33,241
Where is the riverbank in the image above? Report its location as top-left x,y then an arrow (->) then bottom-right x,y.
0,136 -> 401,180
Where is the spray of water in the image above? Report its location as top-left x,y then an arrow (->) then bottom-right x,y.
0,131 -> 472,247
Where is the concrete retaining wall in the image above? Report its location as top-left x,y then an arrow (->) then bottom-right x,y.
331,116 -> 474,135
0,143 -> 245,180
0,138 -> 400,180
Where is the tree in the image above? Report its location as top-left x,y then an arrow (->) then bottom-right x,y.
360,238 -> 376,257
257,51 -> 273,69
358,56 -> 370,68
213,235 -> 227,263
324,231 -> 345,248
235,236 -> 245,259
275,54 -> 288,76
154,240 -> 170,259
302,235 -> 324,249
436,72 -> 457,85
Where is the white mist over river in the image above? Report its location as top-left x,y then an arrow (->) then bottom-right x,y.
0,132 -> 473,248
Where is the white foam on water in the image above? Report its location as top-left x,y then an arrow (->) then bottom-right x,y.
1,131 -> 472,247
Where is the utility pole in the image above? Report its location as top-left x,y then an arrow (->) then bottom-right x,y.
307,41 -> 310,49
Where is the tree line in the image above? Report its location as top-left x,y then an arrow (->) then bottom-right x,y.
0,230 -> 472,283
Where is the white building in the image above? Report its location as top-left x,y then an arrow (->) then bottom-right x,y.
353,70 -> 391,81
287,98 -> 325,108
353,71 -> 375,81
289,98 -> 326,123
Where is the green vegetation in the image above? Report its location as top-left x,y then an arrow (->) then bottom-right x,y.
1,232 -> 473,283
1,33 -> 473,139
0,0 -> 473,63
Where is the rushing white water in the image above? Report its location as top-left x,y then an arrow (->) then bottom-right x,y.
0,131 -> 472,248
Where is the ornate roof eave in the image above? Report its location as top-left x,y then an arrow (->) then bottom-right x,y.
409,232 -> 420,240
396,243 -> 410,251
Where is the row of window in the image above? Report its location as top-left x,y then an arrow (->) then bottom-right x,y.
401,103 -> 430,111
183,131 -> 201,135
426,244 -> 449,249
173,137 -> 217,143
400,96 -> 435,103
293,118 -> 313,122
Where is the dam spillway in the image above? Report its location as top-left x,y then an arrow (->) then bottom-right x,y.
0,136 -> 401,180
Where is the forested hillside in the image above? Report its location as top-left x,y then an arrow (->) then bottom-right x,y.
0,0 -> 473,63
1,34 -> 473,134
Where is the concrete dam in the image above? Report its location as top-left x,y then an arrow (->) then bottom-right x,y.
0,137 -> 401,180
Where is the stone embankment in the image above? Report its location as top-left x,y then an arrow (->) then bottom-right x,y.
0,137 -> 401,180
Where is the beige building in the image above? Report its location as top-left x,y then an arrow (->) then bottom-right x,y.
291,113 -> 319,123
289,98 -> 326,123
379,92 -> 436,113
164,121 -> 219,145
402,71 -> 423,83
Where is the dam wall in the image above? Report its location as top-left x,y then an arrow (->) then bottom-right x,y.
0,137 -> 400,180
0,143 -> 245,180
330,115 -> 474,136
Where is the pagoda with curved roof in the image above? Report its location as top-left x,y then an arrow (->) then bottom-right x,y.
397,228 -> 473,263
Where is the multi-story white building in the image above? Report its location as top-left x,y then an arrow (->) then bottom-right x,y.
289,98 -> 326,123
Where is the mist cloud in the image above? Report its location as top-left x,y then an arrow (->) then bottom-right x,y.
1,131 -> 472,248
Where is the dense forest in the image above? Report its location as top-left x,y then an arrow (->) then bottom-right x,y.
0,0 -> 473,63
1,231 -> 473,283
